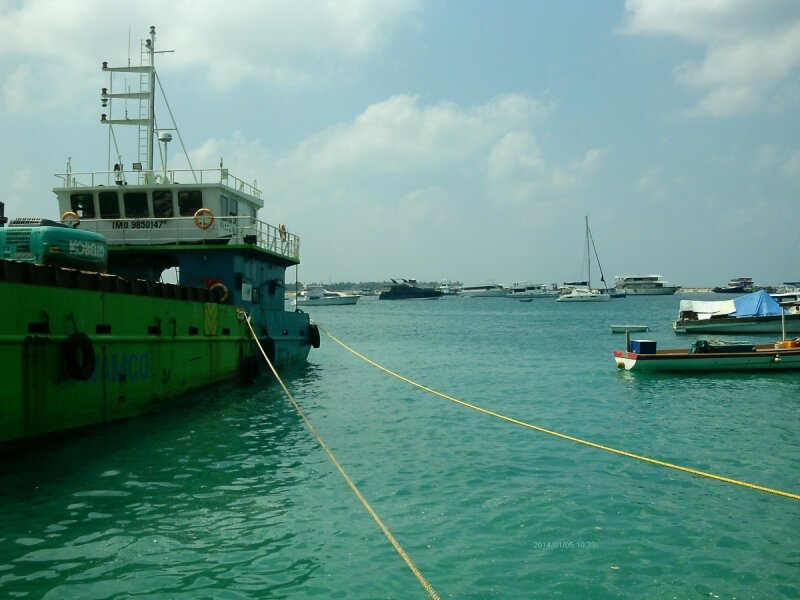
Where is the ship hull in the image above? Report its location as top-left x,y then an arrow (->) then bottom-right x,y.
0,276 -> 310,448
618,287 -> 678,295
673,313 -> 800,334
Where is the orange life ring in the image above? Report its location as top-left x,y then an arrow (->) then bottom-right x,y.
60,211 -> 81,228
193,207 -> 215,230
278,223 -> 287,241
209,282 -> 229,302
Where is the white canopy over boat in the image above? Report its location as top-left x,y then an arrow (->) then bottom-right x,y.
677,298 -> 736,320
678,290 -> 782,320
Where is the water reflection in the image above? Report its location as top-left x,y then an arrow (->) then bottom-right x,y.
0,374 -> 328,597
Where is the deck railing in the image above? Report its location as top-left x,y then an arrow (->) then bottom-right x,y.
54,168 -> 261,198
73,215 -> 299,262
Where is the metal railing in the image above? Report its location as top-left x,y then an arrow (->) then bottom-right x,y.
74,215 -> 299,261
54,168 -> 262,198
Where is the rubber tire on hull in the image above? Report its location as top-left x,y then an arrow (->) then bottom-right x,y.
64,332 -> 96,381
309,324 -> 321,349
240,347 -> 261,384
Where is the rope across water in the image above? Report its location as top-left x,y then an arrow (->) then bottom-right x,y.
244,316 -> 441,599
320,326 -> 799,502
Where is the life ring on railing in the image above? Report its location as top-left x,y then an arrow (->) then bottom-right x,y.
63,332 -> 95,381
193,208 -> 215,230
209,281 -> 229,302
278,223 -> 287,241
60,211 -> 81,228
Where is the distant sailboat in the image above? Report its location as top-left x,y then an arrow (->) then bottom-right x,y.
557,216 -> 612,303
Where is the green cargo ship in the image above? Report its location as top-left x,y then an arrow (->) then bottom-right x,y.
0,27 -> 317,449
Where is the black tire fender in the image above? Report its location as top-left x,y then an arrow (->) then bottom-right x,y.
64,332 -> 96,381
309,323 -> 321,349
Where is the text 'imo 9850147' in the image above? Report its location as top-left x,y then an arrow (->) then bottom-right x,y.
0,26 -> 319,449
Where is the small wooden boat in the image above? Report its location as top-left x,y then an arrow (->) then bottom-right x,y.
613,338 -> 800,372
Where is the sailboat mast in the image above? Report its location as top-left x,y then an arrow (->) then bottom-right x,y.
585,215 -> 591,289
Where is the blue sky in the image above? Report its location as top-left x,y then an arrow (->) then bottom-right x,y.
1,0 -> 799,286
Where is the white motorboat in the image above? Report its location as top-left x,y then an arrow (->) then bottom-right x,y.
506,281 -> 559,299
557,216 -> 611,303
557,286 -> 610,302
614,274 -> 679,295
294,286 -> 360,306
461,283 -> 507,298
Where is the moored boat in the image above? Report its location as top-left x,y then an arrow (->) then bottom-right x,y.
378,278 -> 442,300
613,338 -> 800,372
614,274 -> 679,295
505,281 -> 559,299
557,216 -> 612,303
435,279 -> 460,295
673,289 -> 800,334
713,277 -> 753,294
461,282 -> 506,298
0,27 -> 318,449
557,286 -> 610,302
294,286 -> 360,306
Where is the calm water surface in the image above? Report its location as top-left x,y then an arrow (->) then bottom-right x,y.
1,295 -> 798,598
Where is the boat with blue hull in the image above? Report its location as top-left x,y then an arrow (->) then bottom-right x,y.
0,27 -> 317,449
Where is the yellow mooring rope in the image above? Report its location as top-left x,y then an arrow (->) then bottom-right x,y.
244,317 -> 440,600
320,326 -> 799,502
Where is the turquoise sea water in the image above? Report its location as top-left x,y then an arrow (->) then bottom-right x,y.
1,294 -> 798,599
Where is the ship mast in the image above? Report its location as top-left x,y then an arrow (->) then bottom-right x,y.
100,26 -> 157,175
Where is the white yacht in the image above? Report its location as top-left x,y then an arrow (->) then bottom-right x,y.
294,286 -> 360,306
461,283 -> 507,298
506,281 -> 559,299
556,286 -> 610,303
614,274 -> 679,295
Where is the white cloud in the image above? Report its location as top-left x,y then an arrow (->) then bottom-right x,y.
487,133 -> 607,205
781,150 -> 800,182
754,144 -> 779,172
0,0 -> 422,110
278,94 -> 554,178
621,0 -> 800,118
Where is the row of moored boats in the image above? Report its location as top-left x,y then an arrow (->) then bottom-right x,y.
292,275 -> 680,306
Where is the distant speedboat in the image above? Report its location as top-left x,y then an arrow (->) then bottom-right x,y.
378,278 -> 443,300
461,283 -> 506,298
294,286 -> 360,306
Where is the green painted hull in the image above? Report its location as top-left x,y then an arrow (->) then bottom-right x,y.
0,280 -> 309,446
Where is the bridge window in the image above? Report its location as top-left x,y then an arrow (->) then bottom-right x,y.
178,190 -> 203,216
123,192 -> 149,218
153,190 -> 174,218
70,193 -> 95,218
220,195 -> 238,217
99,191 -> 120,218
